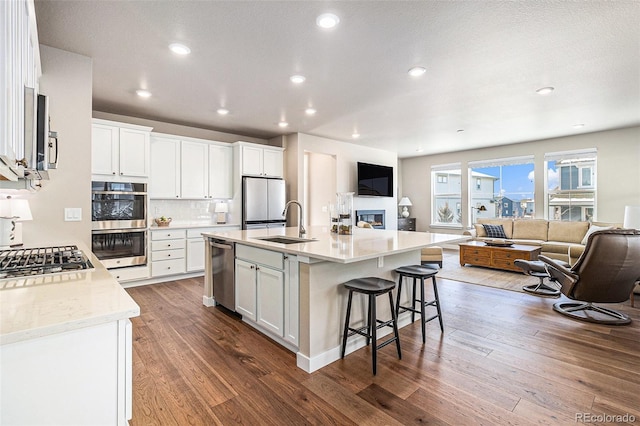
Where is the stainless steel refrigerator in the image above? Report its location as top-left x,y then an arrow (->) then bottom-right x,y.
242,177 -> 287,229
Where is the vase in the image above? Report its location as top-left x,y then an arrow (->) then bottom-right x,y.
336,192 -> 354,235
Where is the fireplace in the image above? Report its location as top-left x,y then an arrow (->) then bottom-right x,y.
356,210 -> 385,229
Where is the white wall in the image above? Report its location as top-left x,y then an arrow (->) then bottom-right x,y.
401,126 -> 640,232
21,46 -> 93,247
284,133 -> 399,230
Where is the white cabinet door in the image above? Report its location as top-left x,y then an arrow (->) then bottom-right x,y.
186,238 -> 205,272
235,259 -> 257,321
118,128 -> 150,177
209,144 -> 233,198
241,145 -> 264,176
263,148 -> 284,178
92,124 -> 119,176
181,141 -> 208,199
256,266 -> 284,336
150,137 -> 181,198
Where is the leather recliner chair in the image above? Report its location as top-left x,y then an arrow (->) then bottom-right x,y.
540,228 -> 640,325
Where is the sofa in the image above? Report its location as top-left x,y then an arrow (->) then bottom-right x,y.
463,218 -> 621,265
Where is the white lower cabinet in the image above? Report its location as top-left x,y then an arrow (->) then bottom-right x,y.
151,229 -> 186,277
0,319 -> 132,425
186,228 -> 212,272
149,226 -> 240,281
234,244 -> 298,346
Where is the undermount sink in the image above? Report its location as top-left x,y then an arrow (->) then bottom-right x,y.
254,236 -> 317,244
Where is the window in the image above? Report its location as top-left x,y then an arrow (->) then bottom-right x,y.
431,163 -> 461,226
545,149 -> 597,221
469,156 -> 535,219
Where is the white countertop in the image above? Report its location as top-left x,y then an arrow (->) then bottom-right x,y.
203,226 -> 468,264
0,244 -> 140,346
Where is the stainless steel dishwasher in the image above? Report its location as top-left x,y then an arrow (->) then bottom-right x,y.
210,239 -> 236,311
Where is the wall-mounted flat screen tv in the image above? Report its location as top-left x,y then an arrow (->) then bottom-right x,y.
357,162 -> 393,197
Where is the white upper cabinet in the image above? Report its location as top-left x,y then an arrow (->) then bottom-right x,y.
1,0 -> 41,180
180,141 -> 208,199
209,144 -> 233,199
150,136 -> 180,198
262,148 -> 284,177
237,142 -> 284,178
91,119 -> 151,180
149,132 -> 233,199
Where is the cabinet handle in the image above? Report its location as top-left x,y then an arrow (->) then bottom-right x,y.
112,172 -> 116,175
167,254 -> 171,257
256,266 -> 260,270
250,265 -> 255,269
120,172 -> 123,175
168,244 -> 171,247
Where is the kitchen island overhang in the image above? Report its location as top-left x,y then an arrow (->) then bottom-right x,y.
202,226 -> 468,372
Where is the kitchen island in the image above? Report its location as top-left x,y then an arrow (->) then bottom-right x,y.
0,245 -> 140,425
203,226 -> 467,372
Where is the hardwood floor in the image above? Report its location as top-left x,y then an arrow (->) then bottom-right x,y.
126,277 -> 640,425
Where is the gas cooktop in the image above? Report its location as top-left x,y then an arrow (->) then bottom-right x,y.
0,245 -> 94,279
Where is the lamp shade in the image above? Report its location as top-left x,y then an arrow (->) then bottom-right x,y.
398,197 -> 412,207
214,202 -> 228,213
623,205 -> 640,229
0,198 -> 32,221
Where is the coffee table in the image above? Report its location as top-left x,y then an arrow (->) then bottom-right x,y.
459,241 -> 541,272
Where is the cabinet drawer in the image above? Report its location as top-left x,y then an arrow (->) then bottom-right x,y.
152,258 -> 186,277
461,254 -> 490,265
236,244 -> 284,270
110,265 -> 150,282
491,257 -> 518,271
151,229 -> 186,240
151,248 -> 185,261
151,239 -> 186,251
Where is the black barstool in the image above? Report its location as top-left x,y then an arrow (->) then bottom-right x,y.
341,277 -> 401,375
395,265 -> 443,343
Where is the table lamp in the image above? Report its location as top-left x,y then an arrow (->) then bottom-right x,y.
214,202 -> 228,224
398,197 -> 412,218
0,197 -> 32,247
623,205 -> 640,230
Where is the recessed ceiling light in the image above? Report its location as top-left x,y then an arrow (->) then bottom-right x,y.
408,66 -> 426,77
169,43 -> 191,55
290,75 -> 306,84
351,132 -> 360,139
572,123 -> 585,129
536,86 -> 555,95
278,121 -> 289,128
316,13 -> 340,29
217,108 -> 229,115
305,108 -> 317,115
136,89 -> 152,98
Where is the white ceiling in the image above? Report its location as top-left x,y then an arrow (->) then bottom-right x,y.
34,1 -> 640,158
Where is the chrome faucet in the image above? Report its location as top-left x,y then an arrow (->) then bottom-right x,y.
283,200 -> 306,238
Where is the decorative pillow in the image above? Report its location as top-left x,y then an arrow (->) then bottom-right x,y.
581,225 -> 613,245
483,224 -> 508,239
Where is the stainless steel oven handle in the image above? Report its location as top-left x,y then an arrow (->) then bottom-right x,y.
92,228 -> 147,235
91,191 -> 147,195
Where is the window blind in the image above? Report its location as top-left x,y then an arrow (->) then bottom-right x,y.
431,162 -> 461,172
468,155 -> 534,168
544,148 -> 597,162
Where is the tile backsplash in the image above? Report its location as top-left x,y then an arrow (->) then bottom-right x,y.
149,199 -> 213,222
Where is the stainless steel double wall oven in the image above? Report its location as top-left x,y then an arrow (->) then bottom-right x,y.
91,181 -> 147,269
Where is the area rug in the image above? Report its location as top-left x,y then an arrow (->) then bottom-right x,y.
437,250 -> 541,293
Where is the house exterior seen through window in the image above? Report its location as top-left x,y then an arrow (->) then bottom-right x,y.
545,149 -> 597,221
